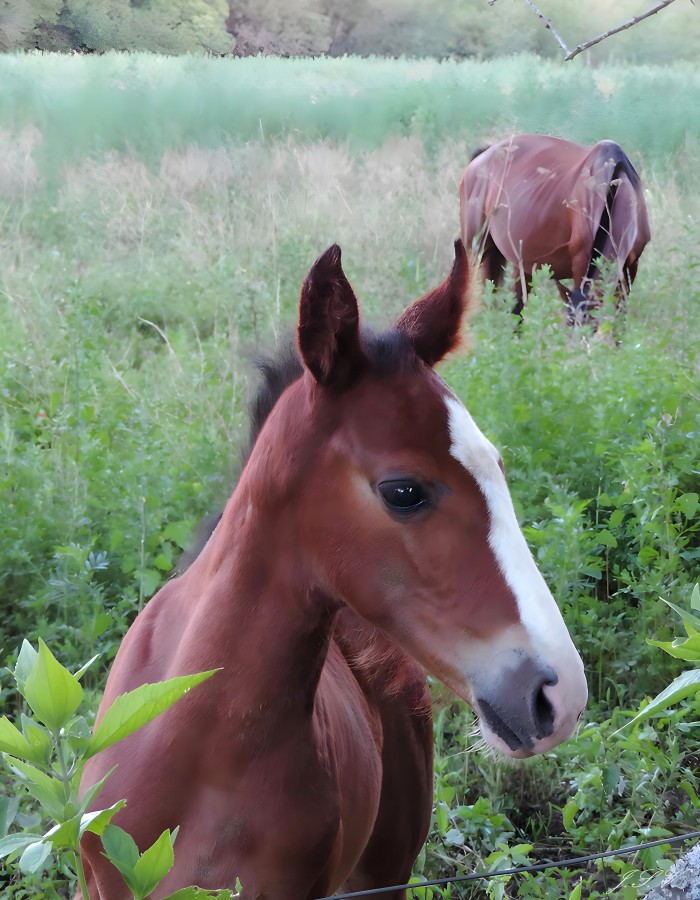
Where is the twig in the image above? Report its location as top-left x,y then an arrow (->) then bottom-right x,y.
489,0 -> 682,61
564,0 -> 680,60
522,0 -> 570,56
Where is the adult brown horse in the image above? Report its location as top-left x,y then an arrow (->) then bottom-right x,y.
460,133 -> 651,321
78,240 -> 587,899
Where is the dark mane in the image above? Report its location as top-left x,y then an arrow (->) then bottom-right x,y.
245,337 -> 304,460
245,326 -> 417,457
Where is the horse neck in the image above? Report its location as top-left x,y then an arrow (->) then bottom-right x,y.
182,381 -> 339,731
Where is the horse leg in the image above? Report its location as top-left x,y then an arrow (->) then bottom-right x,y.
481,234 -> 506,290
568,244 -> 599,326
341,673 -> 433,900
511,265 -> 529,320
615,259 -> 638,314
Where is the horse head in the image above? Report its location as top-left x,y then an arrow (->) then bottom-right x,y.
250,239 -> 588,758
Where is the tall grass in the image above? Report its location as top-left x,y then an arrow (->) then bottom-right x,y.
1,53 -> 699,180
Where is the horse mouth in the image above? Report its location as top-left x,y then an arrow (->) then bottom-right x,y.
477,699 -> 533,752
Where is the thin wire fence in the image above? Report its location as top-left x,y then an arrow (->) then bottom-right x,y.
318,830 -> 700,899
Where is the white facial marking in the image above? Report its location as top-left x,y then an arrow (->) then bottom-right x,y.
443,394 -> 572,653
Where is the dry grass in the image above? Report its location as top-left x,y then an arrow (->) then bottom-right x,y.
1,129 -> 698,359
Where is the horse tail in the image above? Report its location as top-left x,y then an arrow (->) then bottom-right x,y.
585,142 -> 642,283
469,144 -> 491,162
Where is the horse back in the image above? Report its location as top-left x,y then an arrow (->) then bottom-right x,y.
461,135 -> 595,271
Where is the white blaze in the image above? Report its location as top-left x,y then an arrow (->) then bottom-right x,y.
443,393 -> 573,654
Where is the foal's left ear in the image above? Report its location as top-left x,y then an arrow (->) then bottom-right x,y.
298,244 -> 366,389
396,239 -> 470,367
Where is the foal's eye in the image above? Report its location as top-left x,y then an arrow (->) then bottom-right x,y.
378,480 -> 429,516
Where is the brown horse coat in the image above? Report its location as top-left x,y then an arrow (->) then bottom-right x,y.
78,242 -> 587,899
460,133 -> 651,317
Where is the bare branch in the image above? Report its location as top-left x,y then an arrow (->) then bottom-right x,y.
564,0 -> 679,60
522,0 -> 571,56
493,0 -> 684,62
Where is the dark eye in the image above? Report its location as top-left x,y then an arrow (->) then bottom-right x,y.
378,480 -> 429,516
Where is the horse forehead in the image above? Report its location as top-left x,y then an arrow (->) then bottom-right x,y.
442,393 -> 501,474
343,369 -> 453,448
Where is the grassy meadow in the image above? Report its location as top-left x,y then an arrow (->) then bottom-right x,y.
1,53 -> 699,898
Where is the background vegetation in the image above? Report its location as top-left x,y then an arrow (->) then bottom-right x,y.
1,0 -> 698,64
1,52 -> 699,898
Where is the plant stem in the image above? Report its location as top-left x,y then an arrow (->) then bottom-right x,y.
55,733 -> 72,804
57,732 -> 91,896
72,848 -> 91,900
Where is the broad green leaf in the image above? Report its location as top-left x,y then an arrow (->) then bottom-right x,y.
101,823 -> 140,875
140,568 -> 162,598
74,654 -> 101,682
131,828 -> 176,898
562,799 -> 578,831
692,584 -> 700,612
436,801 -> 448,834
42,815 -> 80,850
162,520 -> 194,548
153,553 -> 172,571
18,839 -> 51,874
679,780 -> 700,807
85,669 -> 219,760
406,879 -> 433,900
662,599 -> 700,634
608,508 -> 625,529
24,639 -> 83,732
0,716 -> 42,763
648,633 -> 700,661
77,767 -> 118,817
6,757 -> 67,821
603,764 -> 621,796
677,492 -> 699,518
63,715 -> 92,755
0,795 -> 20,837
621,669 -> 700,730
12,640 -> 39,695
568,883 -> 583,900
43,800 -> 127,849
21,715 -> 53,766
79,801 -> 127,838
0,831 -> 42,860
92,613 -> 113,639
597,529 -> 617,548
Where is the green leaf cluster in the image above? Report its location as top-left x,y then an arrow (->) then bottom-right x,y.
0,639 -> 219,896
623,584 -> 700,729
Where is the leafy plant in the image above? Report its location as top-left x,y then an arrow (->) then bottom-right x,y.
623,583 -> 700,729
0,639 -> 219,898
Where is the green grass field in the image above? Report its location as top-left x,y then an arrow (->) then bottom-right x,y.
1,53 -> 699,898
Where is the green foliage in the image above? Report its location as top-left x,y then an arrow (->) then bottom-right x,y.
101,824 -> 177,899
0,0 -> 234,55
0,55 -> 699,897
0,640 -> 219,896
621,584 -> 700,729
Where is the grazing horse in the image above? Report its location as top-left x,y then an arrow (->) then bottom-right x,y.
78,241 -> 587,899
460,133 -> 651,322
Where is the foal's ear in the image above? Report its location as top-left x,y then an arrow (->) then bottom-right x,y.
298,245 -> 366,389
396,239 -> 470,366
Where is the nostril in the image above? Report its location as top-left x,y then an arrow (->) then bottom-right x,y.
533,683 -> 555,739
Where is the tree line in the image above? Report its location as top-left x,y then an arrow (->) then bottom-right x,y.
0,0 -> 697,63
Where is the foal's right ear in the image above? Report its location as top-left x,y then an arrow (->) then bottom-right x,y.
396,239 -> 470,367
298,245 -> 366,390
